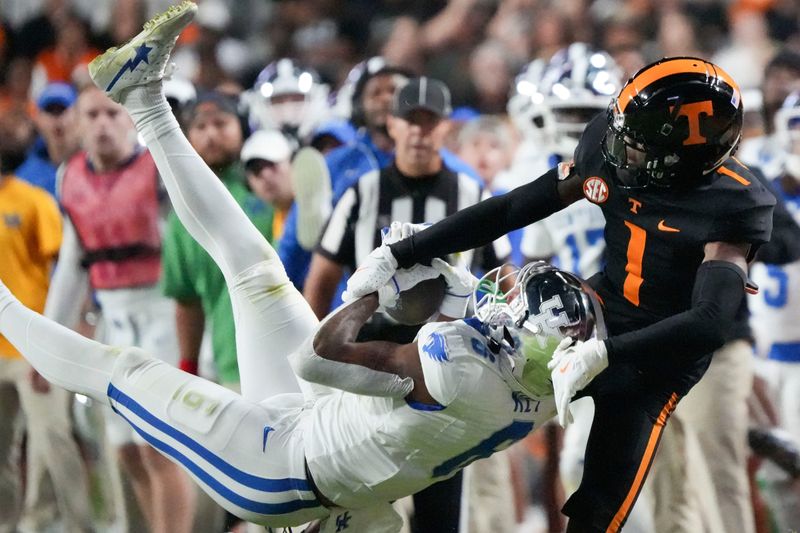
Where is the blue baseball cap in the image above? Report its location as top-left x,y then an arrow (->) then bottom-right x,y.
449,106 -> 480,123
37,83 -> 77,111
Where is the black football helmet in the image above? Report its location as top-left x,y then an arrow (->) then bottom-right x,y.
603,57 -> 743,189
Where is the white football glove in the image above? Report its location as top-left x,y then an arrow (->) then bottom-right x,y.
431,258 -> 477,319
343,221 -> 430,302
381,221 -> 431,245
547,337 -> 608,427
377,263 -> 440,309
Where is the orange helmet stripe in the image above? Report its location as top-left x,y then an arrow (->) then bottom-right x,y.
617,58 -> 740,113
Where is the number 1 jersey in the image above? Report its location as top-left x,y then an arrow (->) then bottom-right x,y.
573,114 -> 775,330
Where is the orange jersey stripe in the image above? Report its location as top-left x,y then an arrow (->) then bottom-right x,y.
623,221 -> 646,306
606,392 -> 680,533
618,59 -> 739,113
718,165 -> 751,186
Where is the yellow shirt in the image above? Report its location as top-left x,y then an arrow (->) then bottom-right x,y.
272,207 -> 288,243
0,176 -> 62,358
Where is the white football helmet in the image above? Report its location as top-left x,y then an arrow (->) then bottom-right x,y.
539,43 -> 622,159
507,58 -> 549,144
775,90 -> 800,181
473,262 -> 606,398
246,58 -> 330,142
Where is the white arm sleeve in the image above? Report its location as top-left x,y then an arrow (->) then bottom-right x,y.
44,218 -> 89,327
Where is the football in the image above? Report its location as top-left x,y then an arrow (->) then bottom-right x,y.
385,276 -> 447,326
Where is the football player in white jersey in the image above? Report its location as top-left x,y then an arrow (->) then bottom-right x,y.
0,3 -> 609,531
748,92 -> 800,529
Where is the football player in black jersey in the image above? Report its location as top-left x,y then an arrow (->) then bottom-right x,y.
345,57 -> 776,532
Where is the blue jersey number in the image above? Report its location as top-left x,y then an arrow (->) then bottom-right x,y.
432,420 -> 534,478
565,228 -> 604,277
764,265 -> 788,308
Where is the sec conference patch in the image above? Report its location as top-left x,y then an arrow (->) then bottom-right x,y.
583,177 -> 609,204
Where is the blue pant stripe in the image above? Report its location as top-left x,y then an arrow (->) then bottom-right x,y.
767,342 -> 800,362
107,383 -> 310,492
111,406 -> 320,516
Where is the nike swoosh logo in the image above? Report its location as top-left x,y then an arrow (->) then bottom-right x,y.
559,362 -> 571,374
657,220 -> 680,233
262,426 -> 275,452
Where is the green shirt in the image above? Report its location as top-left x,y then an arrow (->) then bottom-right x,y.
161,164 -> 273,383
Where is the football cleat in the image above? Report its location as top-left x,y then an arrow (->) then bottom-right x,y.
88,1 -> 197,102
291,147 -> 332,251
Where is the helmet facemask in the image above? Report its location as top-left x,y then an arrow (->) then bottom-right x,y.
602,104 -> 677,189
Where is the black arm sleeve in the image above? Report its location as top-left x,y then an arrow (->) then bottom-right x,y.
390,167 -> 563,268
753,176 -> 800,265
605,261 -> 747,367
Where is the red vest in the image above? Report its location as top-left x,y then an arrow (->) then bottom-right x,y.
61,150 -> 162,290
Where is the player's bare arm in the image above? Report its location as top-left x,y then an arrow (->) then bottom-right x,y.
703,240 -> 750,270
311,293 -> 436,405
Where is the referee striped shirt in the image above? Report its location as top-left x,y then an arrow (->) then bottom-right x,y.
317,163 -> 490,270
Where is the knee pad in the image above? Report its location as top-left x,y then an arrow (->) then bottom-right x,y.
232,259 -> 292,295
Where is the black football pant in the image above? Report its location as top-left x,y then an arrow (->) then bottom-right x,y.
562,353 -> 712,532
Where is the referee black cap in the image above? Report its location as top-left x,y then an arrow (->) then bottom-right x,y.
392,77 -> 452,119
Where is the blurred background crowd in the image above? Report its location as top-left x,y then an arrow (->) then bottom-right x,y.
1,0 -> 800,532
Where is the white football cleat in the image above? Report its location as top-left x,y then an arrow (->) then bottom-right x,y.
291,147 -> 332,251
88,1 -> 197,102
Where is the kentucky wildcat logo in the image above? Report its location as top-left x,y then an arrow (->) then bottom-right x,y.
523,295 -> 571,346
422,332 -> 449,362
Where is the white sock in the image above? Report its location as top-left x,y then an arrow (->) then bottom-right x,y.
122,83 -> 176,139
